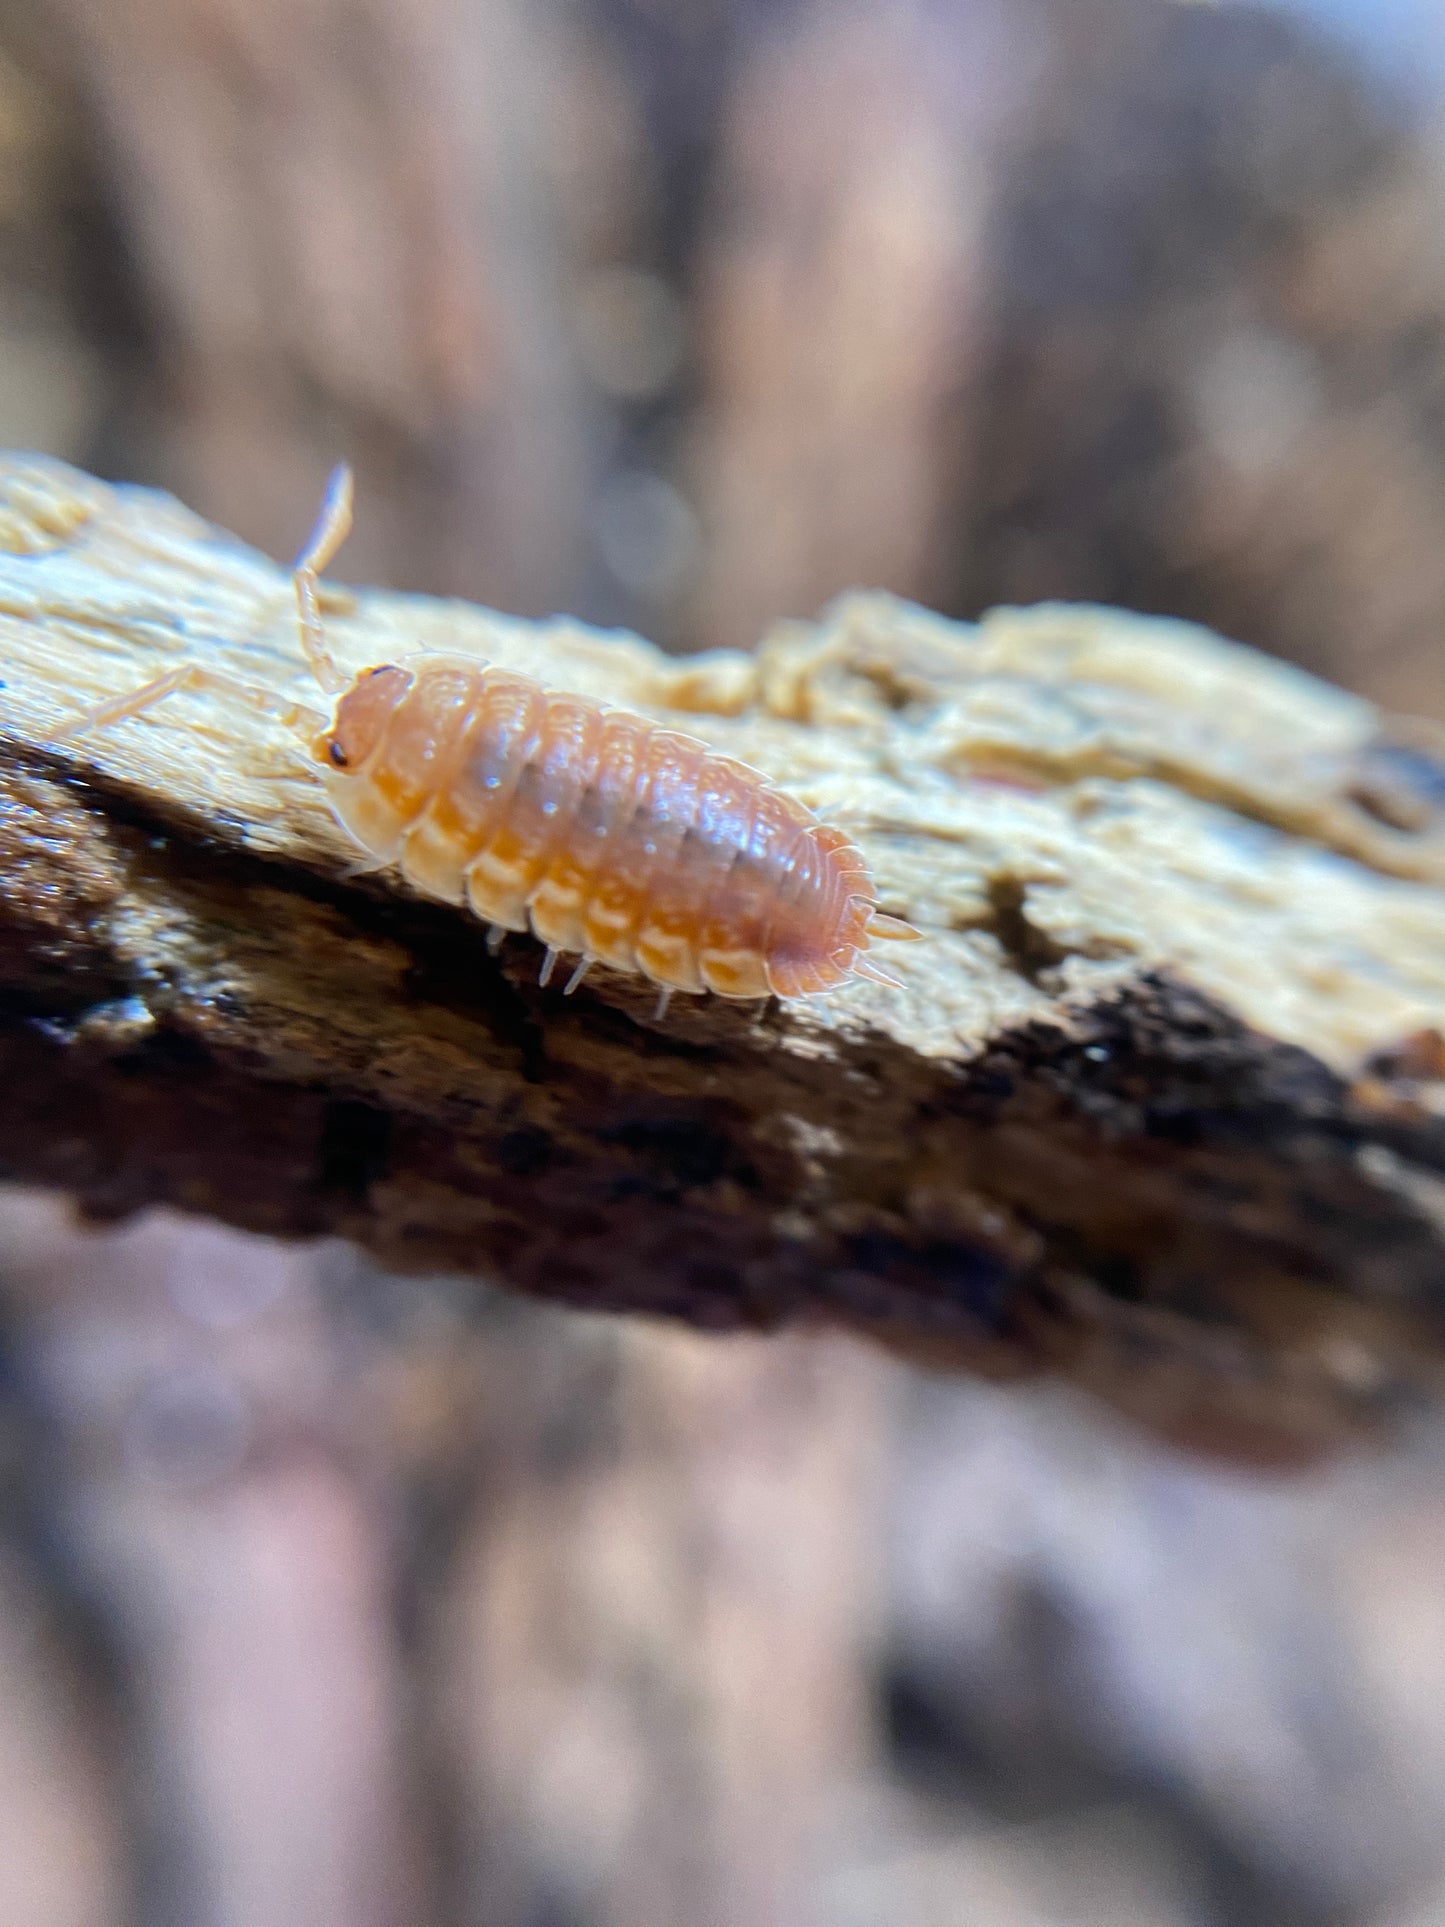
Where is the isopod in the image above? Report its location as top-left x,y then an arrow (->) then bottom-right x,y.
62,467 -> 920,1014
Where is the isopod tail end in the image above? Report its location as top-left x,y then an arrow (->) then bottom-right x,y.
851,956 -> 905,990
866,910 -> 923,942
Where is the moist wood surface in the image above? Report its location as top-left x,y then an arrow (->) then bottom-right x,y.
1,454 -> 1444,1461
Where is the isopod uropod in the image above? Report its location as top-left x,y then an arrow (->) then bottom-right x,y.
64,467 -> 920,1015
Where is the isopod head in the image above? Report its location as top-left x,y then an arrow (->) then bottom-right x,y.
313,664 -> 413,771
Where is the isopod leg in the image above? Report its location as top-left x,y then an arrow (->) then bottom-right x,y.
485,924 -> 507,955
563,957 -> 592,995
653,987 -> 673,1022
538,946 -> 559,988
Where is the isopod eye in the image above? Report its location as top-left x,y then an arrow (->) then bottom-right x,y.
314,663 -> 413,771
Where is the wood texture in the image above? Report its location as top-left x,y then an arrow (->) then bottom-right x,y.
1,454 -> 1444,1461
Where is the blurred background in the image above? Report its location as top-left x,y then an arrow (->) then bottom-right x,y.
0,0 -> 1443,1921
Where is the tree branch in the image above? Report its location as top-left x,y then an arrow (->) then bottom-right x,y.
2,453 -> 1444,1461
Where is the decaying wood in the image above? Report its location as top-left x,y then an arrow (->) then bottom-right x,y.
1,453 -> 1444,1462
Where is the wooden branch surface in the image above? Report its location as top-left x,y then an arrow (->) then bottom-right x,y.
2,454 -> 1445,1461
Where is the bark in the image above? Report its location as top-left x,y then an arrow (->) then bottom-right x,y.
1,453 -> 1444,1463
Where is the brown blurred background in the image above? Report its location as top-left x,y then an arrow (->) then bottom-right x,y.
0,1 -> 1443,1923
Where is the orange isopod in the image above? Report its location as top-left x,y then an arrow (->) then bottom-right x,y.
66,467 -> 920,1014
